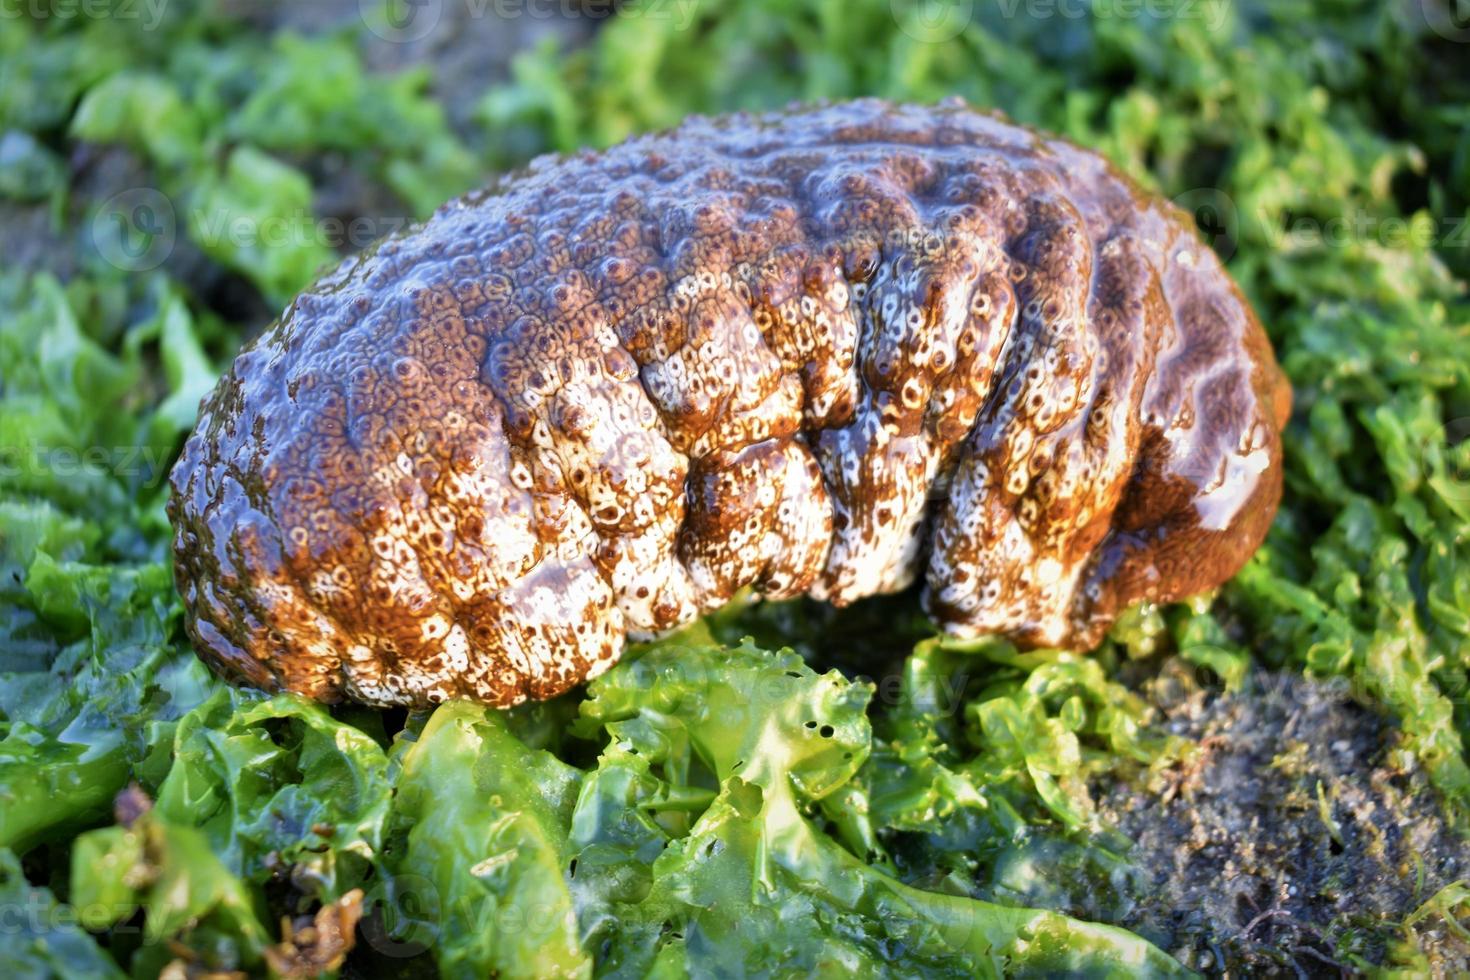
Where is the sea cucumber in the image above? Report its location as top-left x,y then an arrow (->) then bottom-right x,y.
168,98 -> 1291,707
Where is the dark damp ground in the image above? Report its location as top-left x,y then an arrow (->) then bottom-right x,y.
1097,666 -> 1470,976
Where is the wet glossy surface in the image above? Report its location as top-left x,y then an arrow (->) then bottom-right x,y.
169,98 -> 1290,707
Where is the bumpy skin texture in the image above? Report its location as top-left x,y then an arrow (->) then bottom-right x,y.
169,99 -> 1291,708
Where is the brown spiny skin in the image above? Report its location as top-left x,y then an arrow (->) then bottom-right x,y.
168,99 -> 1291,708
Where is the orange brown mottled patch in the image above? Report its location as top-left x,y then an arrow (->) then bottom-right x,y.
168,98 -> 1290,708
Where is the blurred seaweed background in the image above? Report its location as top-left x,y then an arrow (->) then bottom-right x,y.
1,0 -> 1468,975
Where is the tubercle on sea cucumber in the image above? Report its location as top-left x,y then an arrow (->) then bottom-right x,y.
167,97 -> 1291,708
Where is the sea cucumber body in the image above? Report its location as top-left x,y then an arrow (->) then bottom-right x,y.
169,99 -> 1290,707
